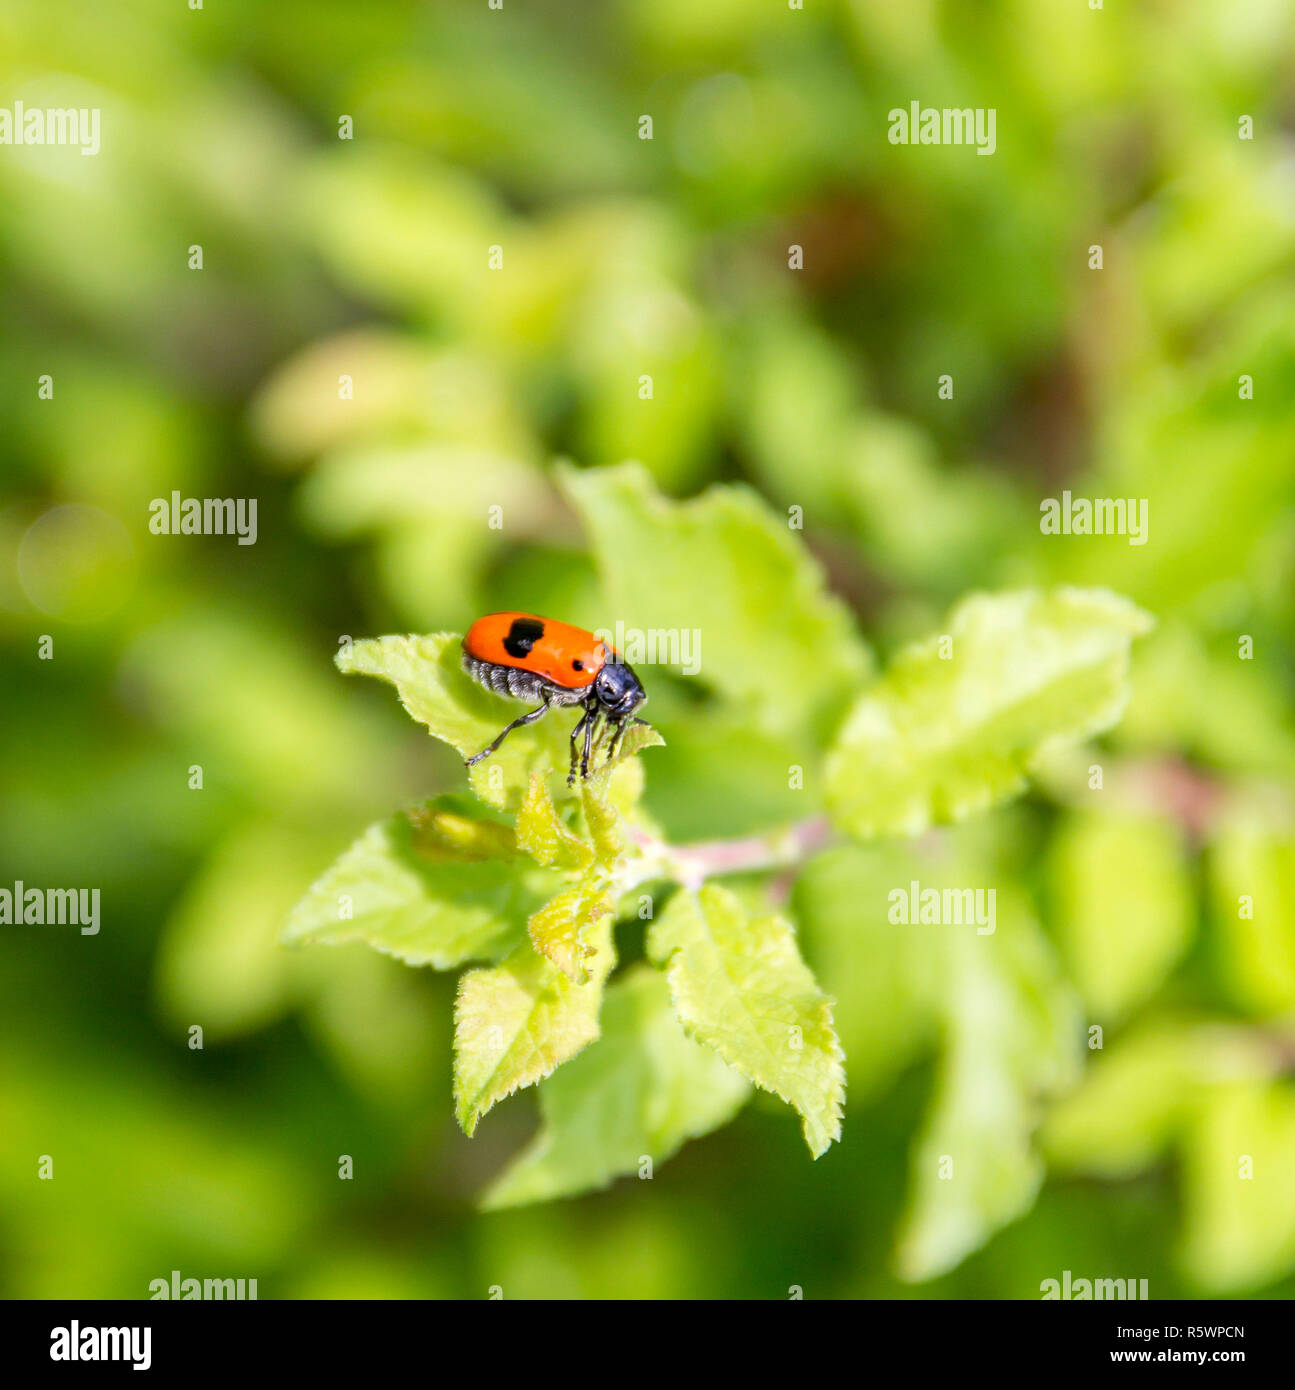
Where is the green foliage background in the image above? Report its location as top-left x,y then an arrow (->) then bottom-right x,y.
2,0 -> 1294,1299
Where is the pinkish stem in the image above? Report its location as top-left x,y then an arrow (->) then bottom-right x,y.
626,815 -> 836,893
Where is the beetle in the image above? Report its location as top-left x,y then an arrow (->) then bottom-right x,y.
461,612 -> 650,785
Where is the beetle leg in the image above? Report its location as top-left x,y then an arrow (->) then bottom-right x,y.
580,704 -> 597,780
611,715 -> 653,761
567,706 -> 590,787
590,719 -> 618,774
466,694 -> 551,767
604,717 -> 626,764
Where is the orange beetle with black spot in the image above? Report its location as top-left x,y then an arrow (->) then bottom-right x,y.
462,612 -> 650,785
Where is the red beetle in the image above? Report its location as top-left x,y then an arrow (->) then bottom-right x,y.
462,612 -> 650,785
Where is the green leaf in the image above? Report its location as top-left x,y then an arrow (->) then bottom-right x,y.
839,417 -> 1023,591
581,778 -> 626,867
282,799 -> 550,968
301,439 -> 547,537
1041,1018 -> 1211,1179
896,893 -> 1081,1282
295,147 -> 501,327
1208,818 -> 1295,1016
514,773 -> 632,982
589,721 -> 667,819
1117,621 -> 1295,780
336,633 -> 570,809
453,919 -> 615,1135
561,461 -> 871,738
482,965 -> 751,1208
527,880 -> 613,984
647,884 -> 844,1157
1050,810 -> 1194,1021
825,587 -> 1154,839
1180,1079 -> 1295,1292
732,303 -> 859,517
515,773 -> 592,871
573,279 -> 723,494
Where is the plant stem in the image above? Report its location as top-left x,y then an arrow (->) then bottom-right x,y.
620,815 -> 836,895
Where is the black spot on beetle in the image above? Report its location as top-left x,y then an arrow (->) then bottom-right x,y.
503,616 -> 545,659
572,659 -> 583,671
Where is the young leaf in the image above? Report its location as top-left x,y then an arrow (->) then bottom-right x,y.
561,461 -> 870,738
527,879 -> 612,983
482,965 -> 751,1208
514,773 -> 624,982
515,773 -> 593,871
581,778 -> 625,867
588,721 -> 666,821
282,800 -> 550,967
647,884 -> 844,1157
453,920 -> 615,1136
825,587 -> 1154,839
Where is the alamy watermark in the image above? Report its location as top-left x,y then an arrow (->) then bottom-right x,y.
0,882 -> 99,935
149,492 -> 257,545
888,102 -> 996,156
50,1323 -> 150,1370
595,623 -> 702,676
0,101 -> 100,156
1041,1270 -> 1149,1300
149,1270 -> 258,1300
888,880 -> 996,935
1040,490 -> 1148,546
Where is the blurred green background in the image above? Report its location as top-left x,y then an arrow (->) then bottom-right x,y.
2,0 -> 1295,1298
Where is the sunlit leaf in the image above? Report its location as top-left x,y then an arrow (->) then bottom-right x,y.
562,461 -> 871,738
648,883 -> 844,1157
337,633 -> 576,809
515,774 -> 593,871
482,966 -> 750,1208
282,799 -> 550,968
826,588 -> 1154,839
453,921 -> 615,1135
527,880 -> 613,984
